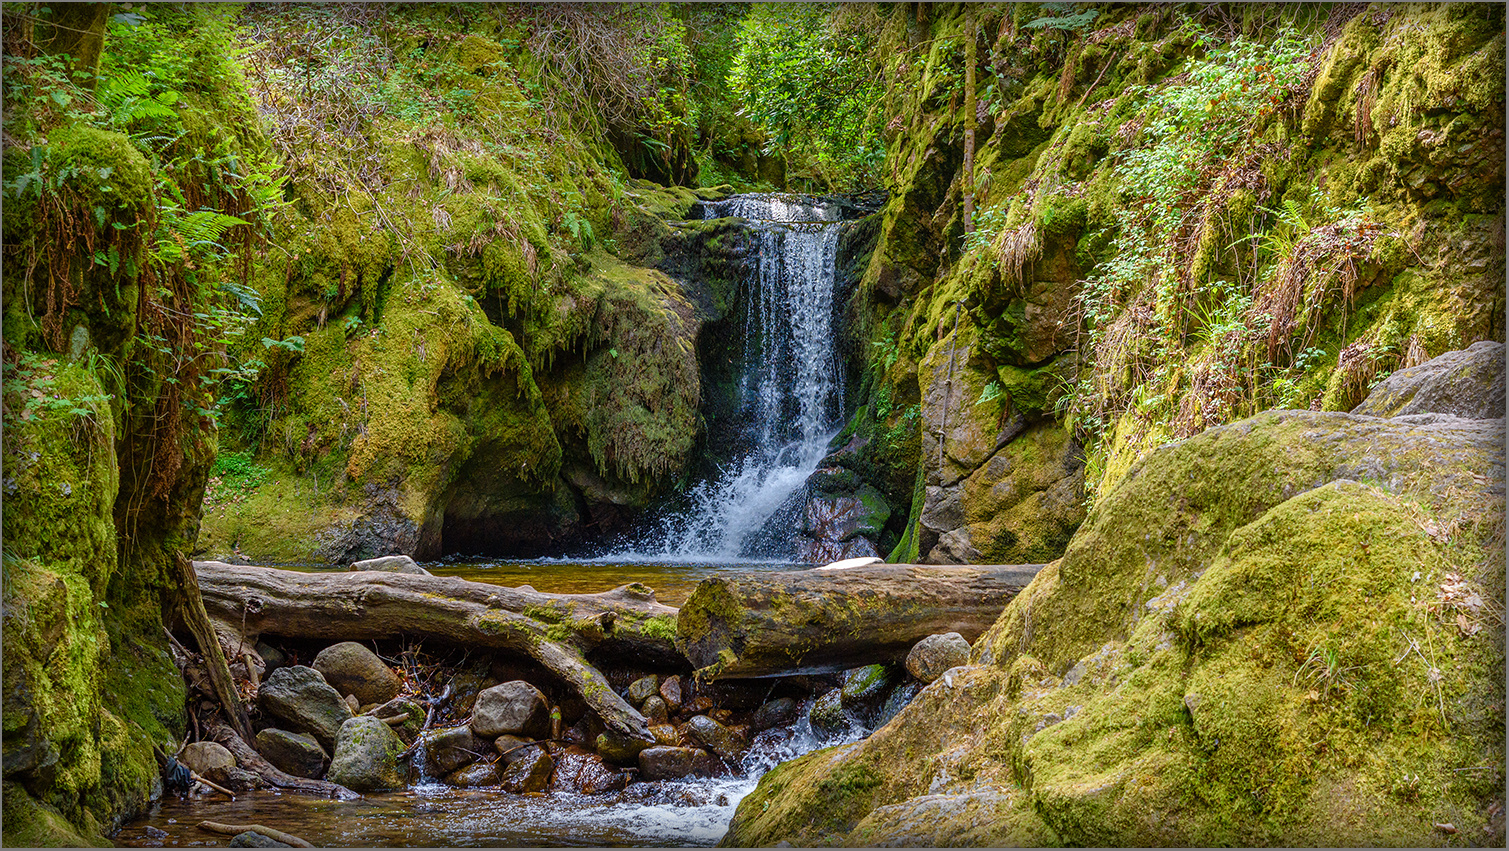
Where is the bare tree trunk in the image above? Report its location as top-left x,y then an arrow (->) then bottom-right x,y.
676,563 -> 1042,679
174,554 -> 254,741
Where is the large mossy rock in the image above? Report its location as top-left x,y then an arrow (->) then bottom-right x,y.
326,717 -> 405,793
724,399 -> 1505,847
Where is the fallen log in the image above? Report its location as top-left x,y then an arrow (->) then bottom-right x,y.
195,562 -> 682,744
676,563 -> 1043,679
198,821 -> 313,848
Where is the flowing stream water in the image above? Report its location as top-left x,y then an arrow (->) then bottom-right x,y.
115,195 -> 868,847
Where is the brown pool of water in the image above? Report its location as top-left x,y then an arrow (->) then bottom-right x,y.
287,558 -> 804,607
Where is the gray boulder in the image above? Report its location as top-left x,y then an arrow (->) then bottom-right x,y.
326,716 -> 405,792
416,725 -> 483,778
500,746 -> 554,793
750,697 -> 800,733
181,741 -> 235,785
684,715 -> 746,762
470,681 -> 550,739
638,746 -> 724,780
906,633 -> 971,684
349,554 -> 431,575
1353,340 -> 1504,419
253,728 -> 327,779
311,642 -> 402,707
257,665 -> 353,751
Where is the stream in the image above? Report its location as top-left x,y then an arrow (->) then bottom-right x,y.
115,195 -> 863,847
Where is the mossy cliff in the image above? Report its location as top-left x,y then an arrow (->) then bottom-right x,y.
724,349 -> 1505,846
193,7 -> 756,562
3,7 -> 266,844
827,2 -> 1502,569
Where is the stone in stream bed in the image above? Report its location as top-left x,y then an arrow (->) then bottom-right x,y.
625,675 -> 661,707
229,832 -> 291,848
500,746 -> 554,793
905,633 -> 970,684
366,696 -> 425,743
650,724 -> 679,747
258,665 -> 353,751
750,697 -> 799,732
417,725 -> 484,777
180,741 -> 236,785
658,675 -> 684,711
327,716 -> 406,792
841,664 -> 897,710
471,681 -> 550,739
641,695 -> 670,725
254,728 -> 327,779
550,748 -> 630,795
809,688 -> 848,738
638,746 -> 725,781
595,730 -> 651,765
493,734 -> 540,766
683,715 -> 747,762
312,641 -> 403,707
445,760 -> 501,787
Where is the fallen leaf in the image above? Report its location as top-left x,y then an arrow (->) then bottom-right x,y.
1434,823 -> 1457,834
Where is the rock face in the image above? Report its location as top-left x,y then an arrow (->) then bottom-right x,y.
312,642 -> 401,707
1352,340 -> 1505,419
326,716 -> 405,793
905,633 -> 970,684
180,742 -> 236,785
257,666 -> 354,751
725,392 -> 1505,847
470,681 -> 550,739
253,729 -> 327,779
349,555 -> 431,575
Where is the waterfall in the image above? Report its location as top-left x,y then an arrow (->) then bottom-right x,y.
625,194 -> 847,561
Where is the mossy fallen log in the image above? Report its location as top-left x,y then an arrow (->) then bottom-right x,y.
193,562 -> 680,744
676,563 -> 1043,679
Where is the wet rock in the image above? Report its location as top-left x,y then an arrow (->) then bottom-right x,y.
650,724 -> 679,746
876,681 -> 922,729
638,746 -> 724,780
550,749 -> 628,795
658,675 -> 684,710
254,728 -> 327,779
1353,340 -> 1505,419
750,697 -> 800,733
221,766 -> 264,793
257,665 -> 353,751
500,746 -> 554,793
625,675 -> 661,707
595,730 -> 651,765
642,695 -> 670,725
471,681 -> 549,739
841,664 -> 897,714
417,725 -> 483,777
437,660 -> 498,721
229,831 -> 290,848
445,760 -> 500,787
255,642 -> 286,673
312,641 -> 402,707
349,554 -> 431,575
684,714 -> 746,762
327,716 -> 405,792
906,633 -> 970,684
366,696 -> 424,742
809,689 -> 848,738
493,735 -> 538,766
682,695 -> 715,715
181,741 -> 235,785
798,485 -> 892,562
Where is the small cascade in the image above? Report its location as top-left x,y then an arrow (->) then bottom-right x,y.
625,194 -> 849,561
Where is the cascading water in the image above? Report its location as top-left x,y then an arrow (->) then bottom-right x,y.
626,194 -> 848,561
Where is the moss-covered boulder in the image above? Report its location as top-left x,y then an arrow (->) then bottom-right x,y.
724,399 -> 1504,847
326,717 -> 405,793
1353,340 -> 1505,419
